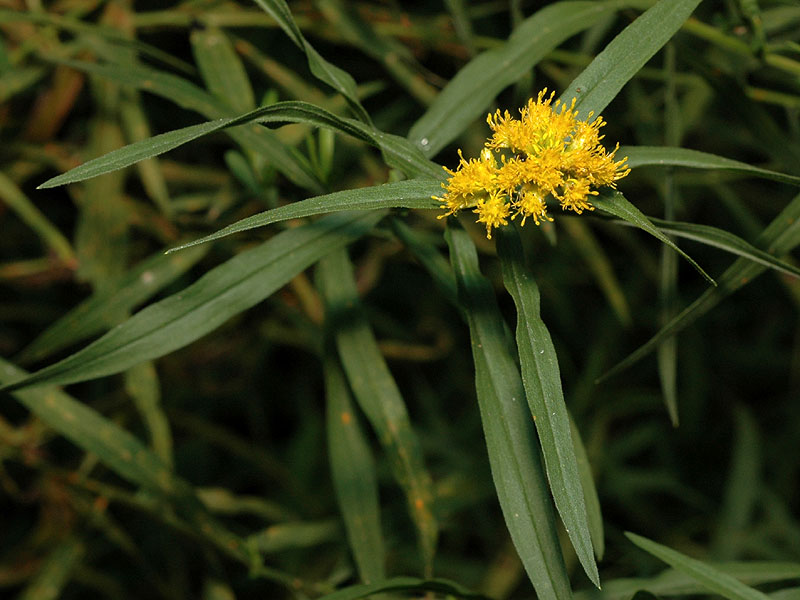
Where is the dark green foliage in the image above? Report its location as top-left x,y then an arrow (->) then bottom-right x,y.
1,1 -> 799,599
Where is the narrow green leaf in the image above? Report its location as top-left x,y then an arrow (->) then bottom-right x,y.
170,178 -> 441,252
626,532 -> 773,600
496,225 -> 599,588
592,190 -> 715,285
560,0 -> 704,118
574,562 -> 800,600
447,222 -> 571,600
639,217 -> 800,279
250,0 -> 370,123
39,99 -> 439,190
323,349 -> 385,583
1,211 -> 385,392
318,576 -> 490,600
17,537 -> 84,600
0,172 -> 75,263
599,192 -> 800,381
318,249 -> 437,576
18,244 -> 208,364
409,1 -> 623,157
623,146 -> 800,186
39,59 -> 323,192
191,27 -> 255,113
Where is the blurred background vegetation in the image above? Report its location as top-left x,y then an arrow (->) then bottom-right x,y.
1,0 -> 800,599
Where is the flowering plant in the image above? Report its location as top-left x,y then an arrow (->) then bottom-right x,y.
437,90 -> 630,238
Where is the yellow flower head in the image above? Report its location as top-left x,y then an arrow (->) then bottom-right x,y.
437,89 -> 629,238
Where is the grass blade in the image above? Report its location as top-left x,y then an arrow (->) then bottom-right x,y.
559,0 -> 704,118
17,244 -> 208,364
624,146 -> 800,186
323,349 -> 386,583
170,178 -> 441,251
625,532 -> 772,600
1,211 -> 385,392
409,1 -> 623,157
318,249 -> 438,576
592,190 -> 715,285
447,221 -> 571,600
496,225 -> 599,587
599,192 -> 800,382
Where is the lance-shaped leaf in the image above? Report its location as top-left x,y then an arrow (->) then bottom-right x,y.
625,216 -> 800,279
170,178 -> 441,252
447,222 -> 572,599
560,0 -> 704,119
623,146 -> 800,186
592,190 -> 714,285
41,59 -> 323,192
318,249 -> 438,575
1,211 -> 385,392
40,100 -> 440,190
496,225 -> 599,587
322,346 -> 385,583
409,1 -> 624,157
18,244 -> 209,364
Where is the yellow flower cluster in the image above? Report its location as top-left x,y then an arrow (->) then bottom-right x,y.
435,89 -> 630,239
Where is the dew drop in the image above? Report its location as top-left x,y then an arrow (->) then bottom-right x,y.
420,137 -> 429,146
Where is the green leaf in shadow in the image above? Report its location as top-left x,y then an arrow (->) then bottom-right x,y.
18,244 -> 209,364
318,249 -> 438,576
1,211 -> 385,392
322,347 -> 386,583
250,0 -> 370,123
